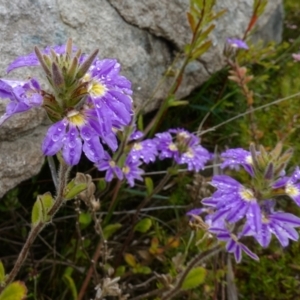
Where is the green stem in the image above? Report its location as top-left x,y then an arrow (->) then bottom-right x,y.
146,1 -> 207,137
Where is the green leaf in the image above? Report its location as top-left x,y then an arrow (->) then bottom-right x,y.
115,266 -> 126,277
133,265 -> 152,274
182,267 -> 206,290
40,193 -> 55,222
139,266 -> 152,275
97,178 -> 107,191
31,193 -> 55,225
210,9 -> 227,21
103,223 -> 122,240
145,177 -> 153,195
184,44 -> 191,55
63,267 -> 78,300
79,212 -> 92,229
168,100 -> 189,107
134,218 -> 152,233
31,197 -> 43,226
190,40 -> 212,60
64,182 -> 87,200
194,24 -> 215,48
0,281 -> 27,300
193,0 -> 204,10
0,261 -> 5,283
187,12 -> 196,32
124,253 -> 137,267
137,114 -> 144,131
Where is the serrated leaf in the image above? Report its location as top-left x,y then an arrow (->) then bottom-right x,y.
182,267 -> 206,290
0,261 -> 5,283
79,212 -> 92,229
103,223 -> 122,240
0,281 -> 27,300
124,253 -> 136,267
145,177 -> 153,195
134,218 -> 152,233
64,183 -> 87,200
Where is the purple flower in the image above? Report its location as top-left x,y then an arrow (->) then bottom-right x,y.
202,175 -> 262,234
155,131 -> 179,160
221,148 -> 254,176
0,78 -> 42,125
179,144 -> 211,172
122,155 -> 144,187
155,129 -> 210,171
82,58 -> 133,135
2,43 -> 134,167
209,226 -> 259,263
273,167 -> 300,206
242,200 -> 300,248
186,208 -> 206,220
130,139 -> 158,164
42,107 -> 106,165
129,129 -> 144,140
96,153 -> 123,182
227,38 -> 249,50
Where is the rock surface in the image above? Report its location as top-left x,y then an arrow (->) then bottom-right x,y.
0,0 -> 283,198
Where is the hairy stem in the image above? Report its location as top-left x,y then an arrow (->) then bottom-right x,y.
0,160 -> 71,290
2,222 -> 44,288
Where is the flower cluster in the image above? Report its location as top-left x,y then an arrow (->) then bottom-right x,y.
155,128 -> 211,172
1,40 -> 133,167
188,144 -> 300,263
0,41 -> 212,188
96,128 -> 211,187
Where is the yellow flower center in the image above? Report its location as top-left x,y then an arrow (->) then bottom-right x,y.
184,148 -> 194,158
245,155 -> 253,164
67,110 -> 85,126
133,143 -> 143,151
286,183 -> 299,197
168,143 -> 178,151
109,160 -> 116,168
262,214 -> 270,224
239,188 -> 255,202
82,73 -> 91,82
89,81 -> 106,97
123,166 -> 130,174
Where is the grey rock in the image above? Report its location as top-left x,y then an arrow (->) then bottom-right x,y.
0,126 -> 46,198
0,0 -> 283,197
